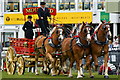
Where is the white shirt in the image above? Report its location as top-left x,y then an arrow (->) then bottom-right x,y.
41,7 -> 45,11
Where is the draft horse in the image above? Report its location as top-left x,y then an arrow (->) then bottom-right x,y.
35,25 -> 64,76
91,20 -> 111,78
61,22 -> 93,78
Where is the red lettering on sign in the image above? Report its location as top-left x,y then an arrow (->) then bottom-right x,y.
23,7 -> 56,16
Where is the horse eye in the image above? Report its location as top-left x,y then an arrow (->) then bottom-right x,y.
103,27 -> 106,30
84,29 -> 87,33
56,30 -> 58,34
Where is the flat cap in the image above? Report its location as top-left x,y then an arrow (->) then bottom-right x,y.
40,2 -> 46,5
27,16 -> 32,19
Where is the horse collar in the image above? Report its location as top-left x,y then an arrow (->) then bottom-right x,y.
48,37 -> 61,48
94,34 -> 109,45
74,37 -> 90,48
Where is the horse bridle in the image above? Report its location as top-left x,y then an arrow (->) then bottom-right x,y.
79,26 -> 92,41
94,24 -> 110,45
98,24 -> 110,36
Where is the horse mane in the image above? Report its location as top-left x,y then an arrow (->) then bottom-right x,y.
79,24 -> 83,33
71,24 -> 77,33
94,22 -> 102,32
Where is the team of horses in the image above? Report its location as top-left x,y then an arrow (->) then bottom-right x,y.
34,20 -> 112,79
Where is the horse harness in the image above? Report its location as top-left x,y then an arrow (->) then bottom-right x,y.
48,37 -> 61,48
35,37 -> 48,53
94,32 -> 109,56
70,36 -> 90,58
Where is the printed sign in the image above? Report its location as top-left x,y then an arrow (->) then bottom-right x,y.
23,7 -> 56,16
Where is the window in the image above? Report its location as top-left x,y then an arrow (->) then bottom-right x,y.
44,0 -> 56,9
78,0 -> 83,10
59,0 -> 75,11
23,0 -> 38,9
2,32 -> 14,47
4,0 -> 20,12
97,0 -> 105,10
83,0 -> 93,10
78,0 -> 93,10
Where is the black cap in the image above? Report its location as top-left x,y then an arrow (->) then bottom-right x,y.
27,16 -> 32,19
40,2 -> 46,5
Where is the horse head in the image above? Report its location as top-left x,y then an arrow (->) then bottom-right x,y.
98,20 -> 111,38
52,25 -> 64,42
79,22 -> 93,41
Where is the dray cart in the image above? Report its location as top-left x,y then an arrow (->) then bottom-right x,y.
6,7 -> 57,75
6,37 -> 44,75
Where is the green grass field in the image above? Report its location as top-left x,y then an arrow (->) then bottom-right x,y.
1,71 -> 119,80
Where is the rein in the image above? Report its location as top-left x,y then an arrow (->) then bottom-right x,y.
91,26 -> 109,45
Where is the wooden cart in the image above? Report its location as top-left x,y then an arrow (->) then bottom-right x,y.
6,37 -> 44,75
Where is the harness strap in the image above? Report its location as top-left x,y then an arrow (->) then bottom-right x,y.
94,33 -> 109,45
48,38 -> 61,48
101,45 -> 105,56
70,38 -> 74,55
42,37 -> 48,53
75,37 -> 90,48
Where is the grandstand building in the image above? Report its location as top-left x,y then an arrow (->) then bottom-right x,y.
0,0 -> 120,45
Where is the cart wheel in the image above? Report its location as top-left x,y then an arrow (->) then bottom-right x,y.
6,47 -> 16,75
16,56 -> 25,75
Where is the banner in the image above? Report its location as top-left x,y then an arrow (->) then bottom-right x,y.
4,12 -> 92,25
23,7 -> 56,16
55,12 -> 92,24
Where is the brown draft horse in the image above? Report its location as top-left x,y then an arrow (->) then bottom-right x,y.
61,22 -> 93,78
90,20 -> 111,78
34,25 -> 64,76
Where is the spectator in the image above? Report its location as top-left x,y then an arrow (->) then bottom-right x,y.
0,41 -> 3,70
22,16 -> 35,39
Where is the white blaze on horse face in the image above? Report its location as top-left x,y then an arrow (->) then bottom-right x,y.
58,29 -> 64,41
86,27 -> 91,41
107,27 -> 112,37
50,27 -> 56,35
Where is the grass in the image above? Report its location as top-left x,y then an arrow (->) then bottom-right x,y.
1,71 -> 118,79
0,71 -> 2,80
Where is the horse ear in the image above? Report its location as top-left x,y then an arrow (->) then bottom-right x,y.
101,20 -> 105,23
79,24 -> 84,32
82,22 -> 86,25
89,22 -> 92,25
108,21 -> 110,23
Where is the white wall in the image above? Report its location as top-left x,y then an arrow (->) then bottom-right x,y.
18,25 -> 25,38
110,13 -> 119,23
0,0 -> 4,25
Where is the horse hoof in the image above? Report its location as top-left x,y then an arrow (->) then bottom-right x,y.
43,71 -> 47,74
90,75 -> 94,78
68,75 -> 73,78
35,73 -> 39,75
104,75 -> 109,79
52,74 -> 56,76
81,74 -> 85,77
77,76 -> 83,78
64,74 -> 68,76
